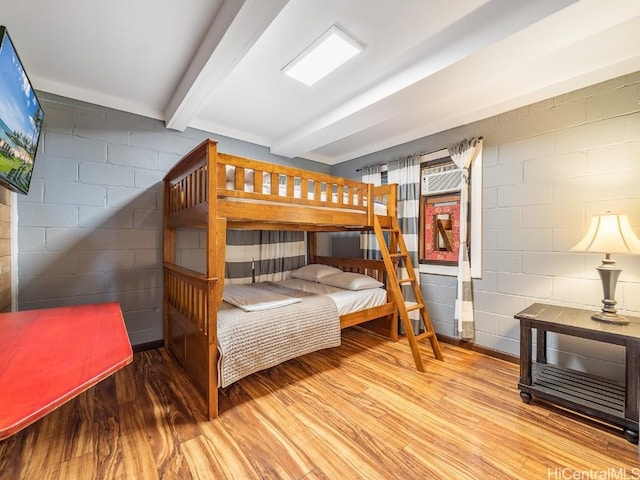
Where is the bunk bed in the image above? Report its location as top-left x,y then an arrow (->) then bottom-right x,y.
163,139 -> 407,419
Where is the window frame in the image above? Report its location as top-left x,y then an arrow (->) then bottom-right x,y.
421,192 -> 462,265
417,148 -> 482,278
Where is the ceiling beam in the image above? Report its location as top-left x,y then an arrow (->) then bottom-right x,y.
165,0 -> 288,131
269,0 -> 578,160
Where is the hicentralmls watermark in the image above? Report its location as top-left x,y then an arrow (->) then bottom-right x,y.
547,468 -> 640,479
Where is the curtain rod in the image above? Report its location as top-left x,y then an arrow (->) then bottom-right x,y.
355,148 -> 440,173
355,136 -> 483,172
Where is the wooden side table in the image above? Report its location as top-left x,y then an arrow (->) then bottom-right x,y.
516,303 -> 640,443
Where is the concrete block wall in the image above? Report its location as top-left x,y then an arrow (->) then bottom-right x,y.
20,74 -> 640,380
331,71 -> 640,381
18,92 -> 327,346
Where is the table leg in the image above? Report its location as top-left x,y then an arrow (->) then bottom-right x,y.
625,340 -> 639,444
519,319 -> 533,403
536,328 -> 547,364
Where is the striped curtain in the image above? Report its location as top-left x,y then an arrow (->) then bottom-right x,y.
360,165 -> 382,260
388,157 -> 422,334
225,230 -> 306,284
448,138 -> 482,339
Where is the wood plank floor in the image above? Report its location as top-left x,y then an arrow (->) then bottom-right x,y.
1,328 -> 638,479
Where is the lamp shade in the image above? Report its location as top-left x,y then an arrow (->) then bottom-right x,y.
571,214 -> 640,254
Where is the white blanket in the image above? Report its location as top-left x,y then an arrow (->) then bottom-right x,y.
222,284 -> 301,312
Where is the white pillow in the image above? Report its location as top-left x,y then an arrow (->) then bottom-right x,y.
290,264 -> 343,282
318,272 -> 384,291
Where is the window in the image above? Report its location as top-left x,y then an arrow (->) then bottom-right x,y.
418,149 -> 482,278
419,156 -> 461,265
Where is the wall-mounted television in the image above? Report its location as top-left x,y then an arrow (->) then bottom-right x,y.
0,26 -> 43,195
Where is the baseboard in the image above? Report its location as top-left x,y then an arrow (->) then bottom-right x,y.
437,334 -> 519,364
132,340 -> 163,353
130,335 -> 518,365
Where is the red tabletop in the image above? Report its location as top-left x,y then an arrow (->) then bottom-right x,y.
0,302 -> 133,440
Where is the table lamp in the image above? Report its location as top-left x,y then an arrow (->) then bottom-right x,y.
571,213 -> 640,324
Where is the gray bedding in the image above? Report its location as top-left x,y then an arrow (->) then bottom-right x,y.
217,283 -> 340,387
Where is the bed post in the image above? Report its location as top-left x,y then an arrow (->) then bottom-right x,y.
386,184 -> 398,218
206,140 -> 221,419
215,218 -> 227,305
162,179 -> 176,350
207,278 -> 219,419
308,231 -> 317,264
367,183 -> 374,226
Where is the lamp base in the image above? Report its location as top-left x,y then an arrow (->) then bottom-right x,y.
591,311 -> 629,325
592,259 -> 627,324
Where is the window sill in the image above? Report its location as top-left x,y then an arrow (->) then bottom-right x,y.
418,263 -> 481,279
419,263 -> 457,276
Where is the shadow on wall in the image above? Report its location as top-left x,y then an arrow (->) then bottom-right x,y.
14,90 -> 336,348
547,334 -> 626,383
17,184 -> 164,346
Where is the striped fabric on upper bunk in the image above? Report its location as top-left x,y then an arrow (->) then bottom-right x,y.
225,230 -> 306,284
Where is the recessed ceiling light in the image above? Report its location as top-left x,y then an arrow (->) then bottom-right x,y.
283,25 -> 364,86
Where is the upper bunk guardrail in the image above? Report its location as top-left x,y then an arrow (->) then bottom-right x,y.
163,139 -> 397,225
217,153 -> 370,212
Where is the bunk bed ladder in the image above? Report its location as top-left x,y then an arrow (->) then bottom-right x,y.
374,215 -> 444,372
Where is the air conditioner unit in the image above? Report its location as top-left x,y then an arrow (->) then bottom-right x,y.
421,164 -> 462,196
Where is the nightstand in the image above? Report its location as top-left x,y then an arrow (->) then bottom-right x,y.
515,303 -> 640,443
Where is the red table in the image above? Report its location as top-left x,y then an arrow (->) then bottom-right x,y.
0,303 -> 133,440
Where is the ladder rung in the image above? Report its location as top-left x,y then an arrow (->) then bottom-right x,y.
375,217 -> 443,365
415,331 -> 435,342
406,303 -> 425,312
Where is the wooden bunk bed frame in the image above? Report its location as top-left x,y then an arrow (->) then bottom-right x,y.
163,139 -> 403,419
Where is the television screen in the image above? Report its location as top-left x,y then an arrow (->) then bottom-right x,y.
0,26 -> 43,195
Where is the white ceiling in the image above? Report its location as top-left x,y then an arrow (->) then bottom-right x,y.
4,0 -> 640,165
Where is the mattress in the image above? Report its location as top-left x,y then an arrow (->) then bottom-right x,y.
275,278 -> 388,316
216,278 -> 388,387
221,278 -> 388,316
